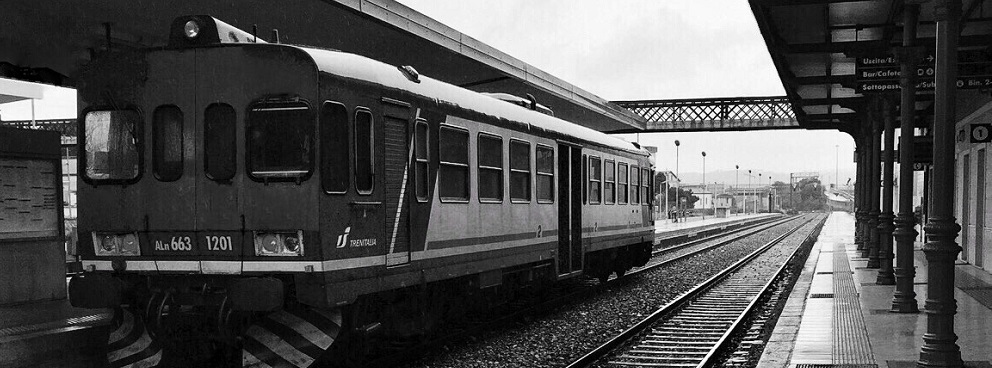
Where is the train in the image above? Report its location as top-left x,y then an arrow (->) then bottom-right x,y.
67,15 -> 656,368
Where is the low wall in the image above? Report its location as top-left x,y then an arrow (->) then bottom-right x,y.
0,239 -> 66,304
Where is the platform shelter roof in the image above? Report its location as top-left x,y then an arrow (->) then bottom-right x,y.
0,0 -> 645,133
749,0 -> 992,136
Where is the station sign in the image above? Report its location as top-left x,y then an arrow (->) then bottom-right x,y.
856,50 -> 992,93
970,124 -> 992,143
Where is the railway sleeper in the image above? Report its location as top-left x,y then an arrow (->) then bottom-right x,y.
616,354 -> 704,361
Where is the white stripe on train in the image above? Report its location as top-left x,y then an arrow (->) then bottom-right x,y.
241,309 -> 342,368
107,309 -> 163,368
266,312 -> 334,349
244,325 -> 316,367
81,225 -> 653,273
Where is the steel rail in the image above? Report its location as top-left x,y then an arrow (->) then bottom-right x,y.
633,216 -> 798,277
366,217 -> 799,368
564,215 -> 816,368
654,215 -> 779,245
651,215 -> 784,257
695,214 -> 826,366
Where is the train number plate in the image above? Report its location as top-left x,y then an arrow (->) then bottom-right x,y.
148,232 -> 197,254
145,232 -> 241,255
202,234 -> 236,253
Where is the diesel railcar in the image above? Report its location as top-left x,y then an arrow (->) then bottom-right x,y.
68,15 -> 655,368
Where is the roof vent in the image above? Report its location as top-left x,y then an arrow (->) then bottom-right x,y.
399,65 -> 420,83
480,92 -> 555,116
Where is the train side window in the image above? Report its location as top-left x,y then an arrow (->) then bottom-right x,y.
509,139 -> 531,202
247,101 -> 313,181
617,163 -> 628,204
631,165 -> 640,204
642,168 -> 652,205
83,109 -> 141,182
478,133 -> 503,202
589,156 -> 601,204
204,103 -> 236,182
536,145 -> 554,203
415,119 -> 429,201
320,102 -> 349,193
439,126 -> 469,201
152,105 -> 183,181
354,109 -> 374,194
604,160 -> 615,204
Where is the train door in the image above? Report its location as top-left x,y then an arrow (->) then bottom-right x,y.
382,98 -> 412,266
557,144 -> 583,276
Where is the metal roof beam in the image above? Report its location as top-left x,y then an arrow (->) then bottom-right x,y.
790,75 -> 858,85
755,0 -> 881,6
782,35 -> 992,54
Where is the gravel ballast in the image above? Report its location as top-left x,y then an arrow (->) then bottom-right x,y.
400,215 -> 820,368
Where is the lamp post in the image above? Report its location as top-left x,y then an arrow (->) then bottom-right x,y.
702,151 -> 707,218
735,165 -> 740,215
758,173 -> 762,213
663,172 -> 670,223
835,144 -> 840,190
769,176 -> 773,212
674,140 -> 681,222
747,170 -> 752,215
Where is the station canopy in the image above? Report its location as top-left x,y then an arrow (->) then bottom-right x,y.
0,0 -> 645,132
750,0 -> 992,135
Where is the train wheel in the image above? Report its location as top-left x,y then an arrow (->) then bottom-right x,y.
106,307 -> 164,368
241,307 -> 343,368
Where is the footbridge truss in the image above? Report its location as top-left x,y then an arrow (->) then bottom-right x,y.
611,96 -> 799,133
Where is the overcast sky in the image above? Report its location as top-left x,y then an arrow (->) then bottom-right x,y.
397,0 -> 857,186
0,1 -> 858,187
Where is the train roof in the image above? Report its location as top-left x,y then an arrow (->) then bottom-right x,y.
295,46 -> 648,157
164,15 -> 647,158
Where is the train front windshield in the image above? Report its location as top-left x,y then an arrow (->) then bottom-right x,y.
247,102 -> 314,179
83,110 -> 141,181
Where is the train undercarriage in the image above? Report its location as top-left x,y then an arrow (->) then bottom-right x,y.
73,241 -> 651,367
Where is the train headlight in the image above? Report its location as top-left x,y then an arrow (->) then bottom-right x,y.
119,234 -> 140,256
184,20 -> 200,39
100,234 -> 116,252
284,236 -> 301,252
253,231 -> 304,256
260,234 -> 280,253
93,232 -> 141,257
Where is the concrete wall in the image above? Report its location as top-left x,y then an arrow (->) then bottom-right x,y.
0,239 -> 66,303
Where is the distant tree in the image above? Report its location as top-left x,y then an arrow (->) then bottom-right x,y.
772,181 -> 792,208
666,187 -> 699,209
786,178 -> 827,211
655,174 -> 698,211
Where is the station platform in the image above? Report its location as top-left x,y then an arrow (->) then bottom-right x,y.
653,213 -> 778,245
759,212 -> 992,367
0,297 -> 110,341
654,212 -> 776,234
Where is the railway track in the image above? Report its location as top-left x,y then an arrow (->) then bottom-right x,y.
379,216 -> 807,368
565,214 -> 825,368
643,215 -> 794,270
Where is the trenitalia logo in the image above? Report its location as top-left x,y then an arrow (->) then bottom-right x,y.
334,227 -> 377,248
335,227 -> 351,248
